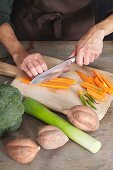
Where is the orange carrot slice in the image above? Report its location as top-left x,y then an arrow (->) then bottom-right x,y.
75,70 -> 88,82
81,82 -> 103,94
87,76 -> 95,85
17,77 -> 31,84
94,77 -> 108,93
87,89 -> 105,102
50,77 -> 76,84
99,73 -> 113,89
92,69 -> 108,88
17,77 -> 75,87
39,82 -> 69,89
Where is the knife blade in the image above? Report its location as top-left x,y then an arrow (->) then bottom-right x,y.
30,56 -> 75,84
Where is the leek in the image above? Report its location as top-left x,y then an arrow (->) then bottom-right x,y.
23,97 -> 101,153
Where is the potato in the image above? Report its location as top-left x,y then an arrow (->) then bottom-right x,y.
65,105 -> 99,131
36,125 -> 69,149
5,138 -> 40,164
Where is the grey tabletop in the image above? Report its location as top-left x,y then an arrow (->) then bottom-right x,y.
0,41 -> 113,170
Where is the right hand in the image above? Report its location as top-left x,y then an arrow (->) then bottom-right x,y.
71,26 -> 105,66
13,50 -> 48,78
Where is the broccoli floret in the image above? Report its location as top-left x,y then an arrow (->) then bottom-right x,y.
0,84 -> 23,106
0,84 -> 24,137
0,117 -> 22,137
8,116 -> 22,132
0,103 -> 24,128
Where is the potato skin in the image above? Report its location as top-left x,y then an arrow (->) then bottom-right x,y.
36,125 -> 69,149
66,105 -> 99,131
5,138 -> 40,164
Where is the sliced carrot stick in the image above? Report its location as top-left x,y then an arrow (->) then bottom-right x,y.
94,77 -> 108,93
92,69 -> 108,88
17,77 -> 70,89
40,81 -> 70,86
110,87 -> 113,93
81,82 -> 103,94
81,85 -> 103,95
99,73 -> 113,89
50,77 -> 76,84
17,77 -> 31,84
87,76 -> 95,85
75,70 -> 88,82
107,88 -> 113,94
87,89 -> 105,102
17,77 -> 75,86
39,82 -> 69,89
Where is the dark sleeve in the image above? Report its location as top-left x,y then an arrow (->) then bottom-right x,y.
94,0 -> 113,40
94,0 -> 113,22
0,0 -> 14,25
107,8 -> 113,16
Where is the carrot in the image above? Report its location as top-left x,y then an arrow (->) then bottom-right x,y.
92,69 -> 108,88
17,78 -> 70,89
17,77 -> 31,84
50,77 -> 76,84
87,89 -> 105,102
87,76 -> 95,85
110,87 -> 113,93
81,82 -> 103,94
82,85 -> 103,95
99,73 -> 113,89
94,77 -> 108,93
76,70 -> 95,84
75,70 -> 88,82
39,77 -> 76,89
39,82 -> 69,89
18,77 -> 75,87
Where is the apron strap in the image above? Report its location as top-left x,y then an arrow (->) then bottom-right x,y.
37,12 -> 62,39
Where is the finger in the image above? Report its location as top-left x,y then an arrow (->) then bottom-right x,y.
89,52 -> 95,63
21,63 -> 33,78
24,67 -> 34,78
32,59 -> 43,74
35,54 -> 48,71
89,55 -> 95,63
27,62 -> 38,77
83,52 -> 90,65
83,56 -> 90,65
76,49 -> 84,66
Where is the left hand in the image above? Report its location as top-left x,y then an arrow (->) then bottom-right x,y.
73,26 -> 105,66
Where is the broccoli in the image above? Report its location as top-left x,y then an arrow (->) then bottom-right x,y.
0,84 -> 24,137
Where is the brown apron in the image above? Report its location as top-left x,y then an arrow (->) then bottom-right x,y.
11,0 -> 95,40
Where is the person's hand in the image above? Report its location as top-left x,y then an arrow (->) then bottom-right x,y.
73,26 -> 105,66
13,50 -> 48,78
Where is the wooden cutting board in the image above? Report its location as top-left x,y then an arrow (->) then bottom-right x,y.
0,55 -> 113,120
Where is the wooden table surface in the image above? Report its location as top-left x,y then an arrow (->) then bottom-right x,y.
0,41 -> 113,170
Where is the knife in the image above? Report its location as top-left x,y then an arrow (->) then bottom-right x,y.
30,56 -> 75,84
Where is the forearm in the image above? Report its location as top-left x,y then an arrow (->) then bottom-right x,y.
0,23 -> 26,59
96,13 -> 113,36
75,14 -> 113,65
